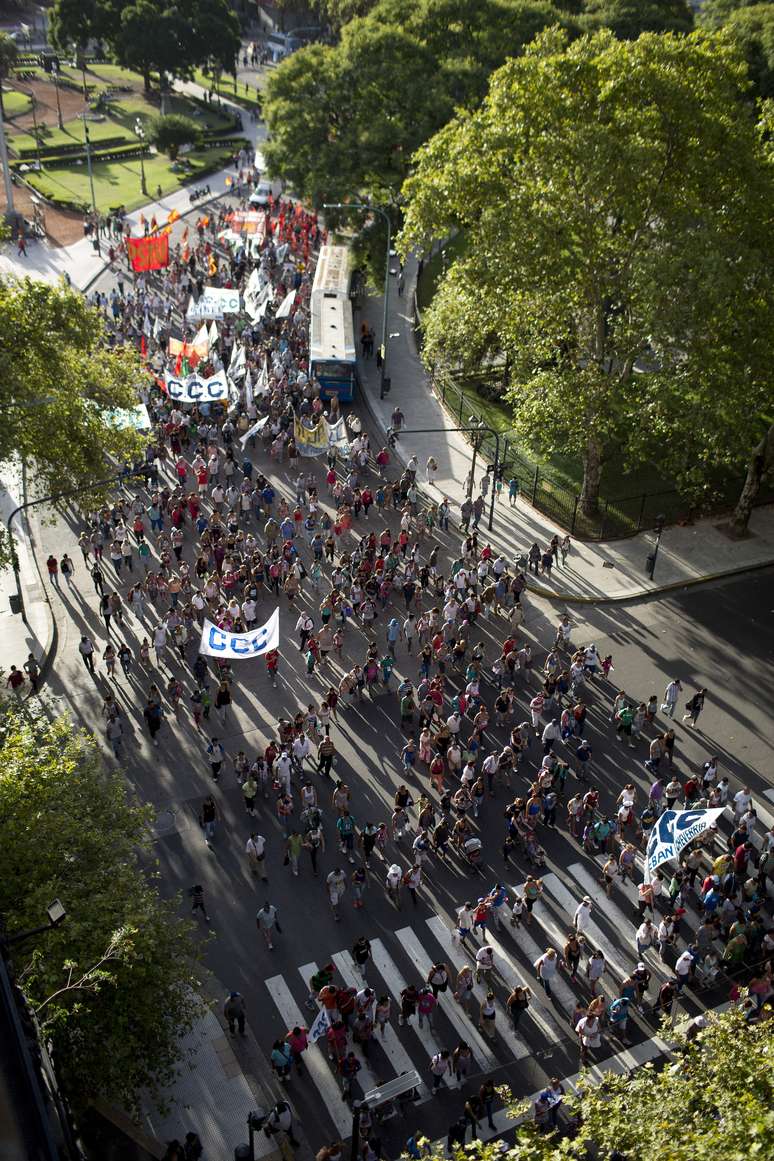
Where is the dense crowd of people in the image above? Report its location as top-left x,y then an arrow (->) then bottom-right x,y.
28,181 -> 773,1161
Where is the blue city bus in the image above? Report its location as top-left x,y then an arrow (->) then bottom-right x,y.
309,244 -> 359,403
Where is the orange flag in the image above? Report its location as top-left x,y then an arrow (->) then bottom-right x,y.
167,208 -> 180,225
181,225 -> 189,243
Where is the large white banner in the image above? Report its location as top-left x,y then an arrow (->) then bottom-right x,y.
199,608 -> 279,658
645,807 -> 724,881
164,369 -> 229,403
187,287 -> 241,320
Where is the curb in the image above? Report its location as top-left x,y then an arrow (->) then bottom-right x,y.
524,555 -> 774,605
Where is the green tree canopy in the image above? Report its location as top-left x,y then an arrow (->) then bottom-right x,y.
424,1006 -> 773,1161
0,712 -> 202,1105
0,278 -> 143,566
50,0 -> 239,89
579,0 -> 694,39
150,112 -> 202,158
723,2 -> 774,96
399,28 -> 774,514
0,31 -> 19,119
699,0 -> 765,28
263,0 -> 575,206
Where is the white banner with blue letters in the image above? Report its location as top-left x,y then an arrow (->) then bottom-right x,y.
199,608 -> 279,658
645,807 -> 724,881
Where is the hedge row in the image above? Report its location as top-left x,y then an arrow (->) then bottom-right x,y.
13,134 -> 131,161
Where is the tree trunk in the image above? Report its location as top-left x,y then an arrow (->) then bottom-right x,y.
732,423 -> 774,536
579,433 -> 603,518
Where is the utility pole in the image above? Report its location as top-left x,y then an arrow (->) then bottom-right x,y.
81,115 -> 100,255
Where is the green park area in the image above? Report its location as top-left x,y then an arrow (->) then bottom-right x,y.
4,61 -> 245,212
0,86 -> 32,117
24,145 -> 237,214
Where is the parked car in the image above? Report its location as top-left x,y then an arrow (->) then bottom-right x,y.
249,181 -> 273,207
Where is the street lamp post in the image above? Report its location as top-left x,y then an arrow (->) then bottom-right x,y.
28,92 -> 42,170
323,201 -> 391,399
52,61 -> 64,130
466,416 -> 486,500
81,113 -> 100,255
0,900 -> 67,949
645,513 -> 666,580
135,118 -> 147,197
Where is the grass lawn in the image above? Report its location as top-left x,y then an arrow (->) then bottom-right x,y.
25,146 -> 235,213
104,92 -> 234,135
2,88 -> 32,118
10,116 -> 133,154
9,91 -> 236,158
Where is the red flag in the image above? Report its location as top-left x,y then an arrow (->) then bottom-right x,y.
127,234 -> 170,272
140,334 -> 148,357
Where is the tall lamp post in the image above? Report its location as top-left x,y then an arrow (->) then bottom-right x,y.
134,117 -> 147,197
51,61 -> 64,130
80,113 -> 100,255
323,201 -> 391,399
645,513 -> 666,580
466,416 -> 486,499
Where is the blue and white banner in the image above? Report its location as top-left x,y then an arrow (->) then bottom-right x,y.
645,807 -> 724,881
164,369 -> 229,403
199,608 -> 279,658
309,1006 -> 331,1043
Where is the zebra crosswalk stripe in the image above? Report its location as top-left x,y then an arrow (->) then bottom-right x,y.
479,925 -> 573,1043
369,938 -> 454,1086
264,973 -> 352,1138
299,962 -> 380,1095
541,873 -> 631,979
566,863 -> 668,982
330,950 -> 431,1102
398,926 -> 499,1071
424,916 -> 531,1060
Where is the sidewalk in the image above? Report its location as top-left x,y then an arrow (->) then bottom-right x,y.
140,990 -> 283,1161
356,255 -> 774,602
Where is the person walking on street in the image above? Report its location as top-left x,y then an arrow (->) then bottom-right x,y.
24,653 -> 40,693
429,1049 -> 452,1093
256,901 -> 282,950
224,991 -> 246,1035
662,678 -> 682,718
327,867 -> 347,920
683,688 -> 707,728
246,832 -> 268,880
189,884 -> 210,922
46,554 -> 60,589
198,795 -> 219,847
79,635 -> 98,674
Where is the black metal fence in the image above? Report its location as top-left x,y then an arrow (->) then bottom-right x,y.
428,364 -> 773,541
